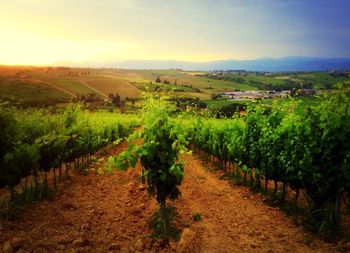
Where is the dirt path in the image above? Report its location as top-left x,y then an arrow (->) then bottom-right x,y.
0,143 -> 334,253
29,79 -> 76,97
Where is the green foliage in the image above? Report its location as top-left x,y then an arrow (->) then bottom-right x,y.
193,212 -> 202,221
110,92 -> 188,240
111,93 -> 188,202
0,105 -> 139,205
180,89 -> 350,239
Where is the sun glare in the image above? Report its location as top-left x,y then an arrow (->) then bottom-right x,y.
0,23 -> 139,65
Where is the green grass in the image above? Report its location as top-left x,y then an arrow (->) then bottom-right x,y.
295,72 -> 349,89
201,72 -> 350,91
42,78 -> 94,95
246,74 -> 286,85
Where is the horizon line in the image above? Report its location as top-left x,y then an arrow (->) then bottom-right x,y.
2,55 -> 350,68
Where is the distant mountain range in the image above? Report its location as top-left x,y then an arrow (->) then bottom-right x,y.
55,57 -> 350,72
116,57 -> 350,72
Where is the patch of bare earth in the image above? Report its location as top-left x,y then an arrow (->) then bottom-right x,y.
0,143 -> 339,253
176,155 -> 335,253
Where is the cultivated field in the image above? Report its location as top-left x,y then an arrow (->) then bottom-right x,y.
0,65 -> 348,107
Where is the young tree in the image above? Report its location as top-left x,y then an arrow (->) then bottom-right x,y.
109,93 -> 188,241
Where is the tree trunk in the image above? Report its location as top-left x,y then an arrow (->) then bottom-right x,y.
25,176 -> 28,200
66,163 -> 69,177
44,171 -> 48,186
282,182 -> 286,200
10,186 -> 15,202
334,191 -> 342,234
250,169 -> 254,185
295,188 -> 300,205
160,199 -> 169,242
53,167 -> 57,188
256,175 -> 261,189
59,163 -> 62,181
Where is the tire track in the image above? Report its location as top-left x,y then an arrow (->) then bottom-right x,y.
29,79 -> 76,97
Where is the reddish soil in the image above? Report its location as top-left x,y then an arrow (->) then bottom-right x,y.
0,143 -> 342,253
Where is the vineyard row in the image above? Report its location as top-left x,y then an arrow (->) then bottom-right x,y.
178,90 -> 350,238
0,106 -> 139,202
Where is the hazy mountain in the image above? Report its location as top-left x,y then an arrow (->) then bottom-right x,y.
54,57 -> 350,72
116,57 -> 350,72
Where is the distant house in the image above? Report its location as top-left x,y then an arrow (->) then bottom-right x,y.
221,93 -> 234,99
221,91 -> 264,100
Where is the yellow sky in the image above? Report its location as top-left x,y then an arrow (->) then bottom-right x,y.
1,22 -> 136,65
0,9 -> 227,66
1,25 -> 226,65
1,0 -> 348,66
0,1 -> 241,66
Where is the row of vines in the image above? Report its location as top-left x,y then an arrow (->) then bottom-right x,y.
180,90 -> 350,238
0,105 -> 138,205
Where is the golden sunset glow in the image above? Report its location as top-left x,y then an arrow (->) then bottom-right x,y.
1,25 -> 132,65
1,0 -> 350,66
0,20 -> 227,66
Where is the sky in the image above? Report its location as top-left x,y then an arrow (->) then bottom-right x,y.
1,0 -> 350,65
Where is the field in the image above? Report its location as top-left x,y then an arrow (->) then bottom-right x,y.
0,76 -> 71,106
3,66 -> 347,107
0,67 -> 143,106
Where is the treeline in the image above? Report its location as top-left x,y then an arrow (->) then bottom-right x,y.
248,79 -> 314,91
0,106 -> 138,203
180,90 -> 350,239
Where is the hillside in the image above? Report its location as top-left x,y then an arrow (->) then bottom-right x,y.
1,66 -> 348,107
